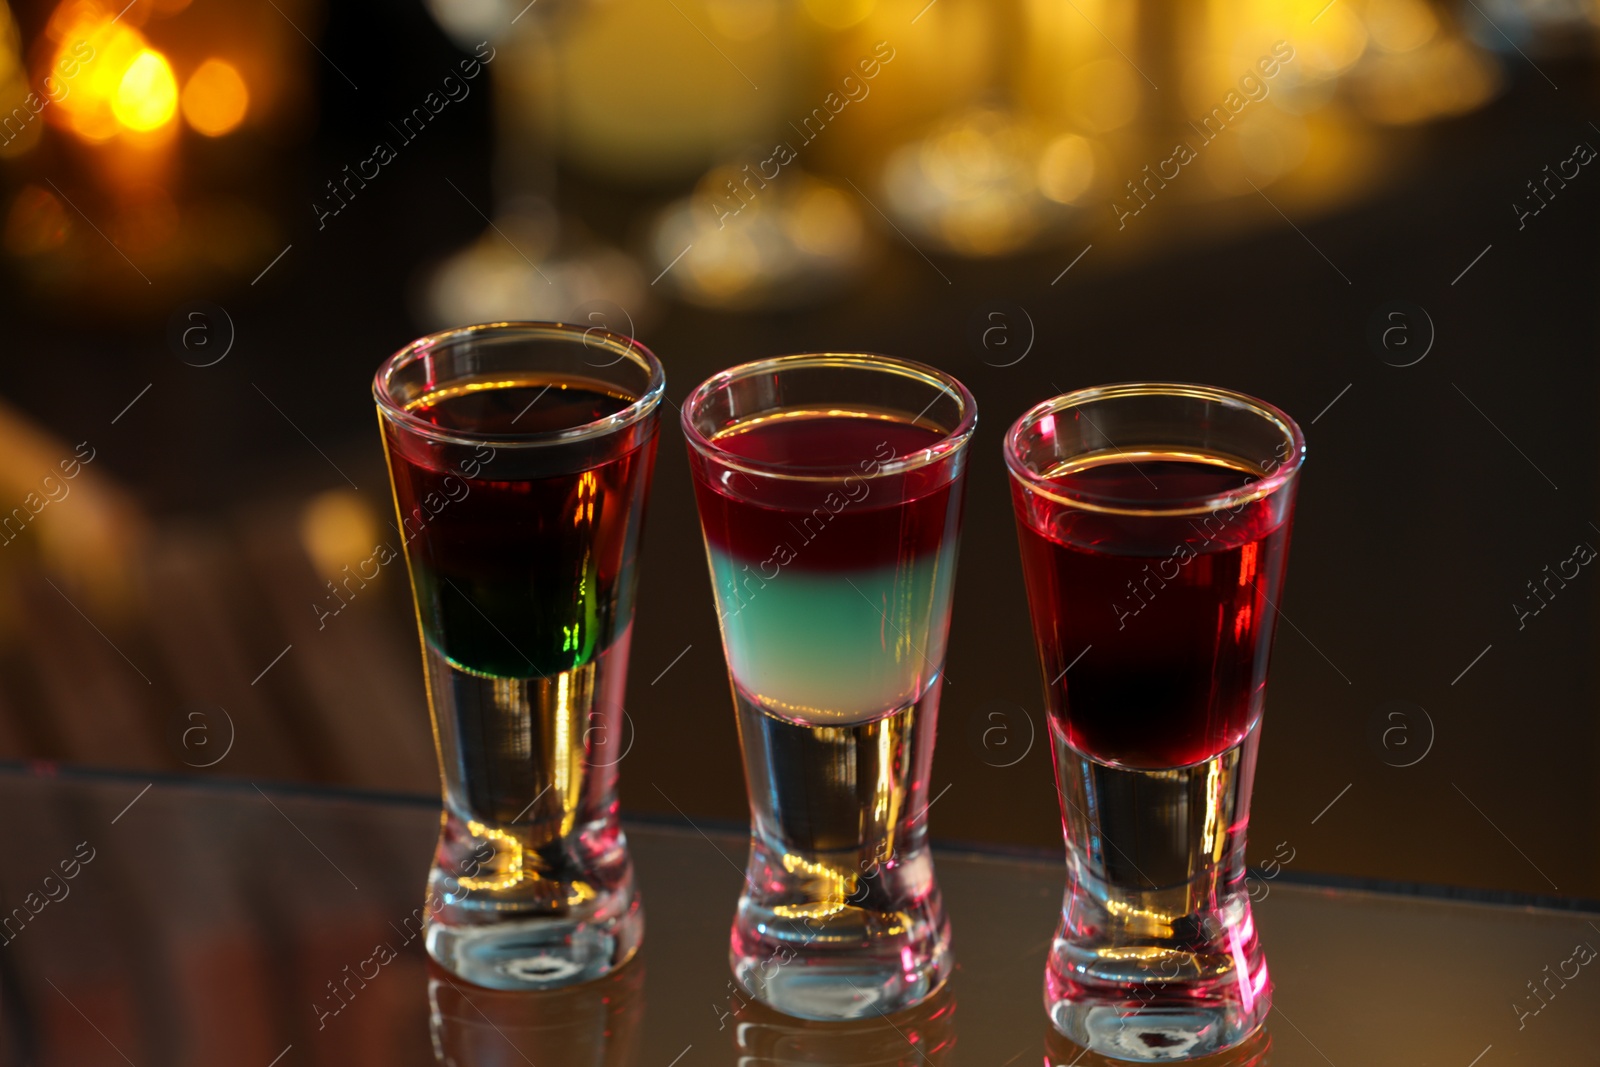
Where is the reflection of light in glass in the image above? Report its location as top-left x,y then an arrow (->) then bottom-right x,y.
1201,754 -> 1221,857
112,49 -> 177,130
553,670 -> 575,834
776,850 -> 852,915
735,983 -> 956,1064
463,817 -> 525,891
181,58 -> 248,136
1228,909 -> 1258,1012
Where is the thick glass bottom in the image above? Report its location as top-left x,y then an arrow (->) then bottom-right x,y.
1046,722 -> 1269,1061
425,891 -> 643,991
730,835 -> 951,1021
420,641 -> 641,991
729,684 -> 951,1021
423,820 -> 643,991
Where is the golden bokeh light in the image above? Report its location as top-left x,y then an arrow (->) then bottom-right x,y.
705,0 -> 778,39
1299,4 -> 1370,77
1037,133 -> 1097,204
1065,58 -> 1141,134
1356,37 -> 1501,125
43,3 -> 184,139
181,58 -> 248,136
651,168 -> 866,309
50,6 -> 145,140
0,1 -> 39,157
1236,108 -> 1310,181
299,491 -> 380,583
785,185 -> 863,257
1365,0 -> 1439,54
112,49 -> 177,131
882,109 -> 1063,257
801,0 -> 875,31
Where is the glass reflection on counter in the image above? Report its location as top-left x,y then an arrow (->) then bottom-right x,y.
428,955 -> 644,1066
728,984 -> 955,1065
1043,1016 -> 1271,1066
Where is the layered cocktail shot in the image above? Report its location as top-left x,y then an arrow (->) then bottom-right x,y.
683,354 -> 975,1021
374,322 -> 663,990
1006,383 -> 1304,1060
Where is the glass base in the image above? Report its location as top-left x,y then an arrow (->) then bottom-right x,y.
423,813 -> 643,991
425,901 -> 642,991
419,635 -> 642,991
730,835 -> 951,1021
1045,724 -> 1269,1061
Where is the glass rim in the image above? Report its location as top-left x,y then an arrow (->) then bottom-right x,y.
1004,381 -> 1306,517
372,321 -> 666,448
680,352 -> 978,481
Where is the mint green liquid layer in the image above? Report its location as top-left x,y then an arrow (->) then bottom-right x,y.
707,545 -> 957,725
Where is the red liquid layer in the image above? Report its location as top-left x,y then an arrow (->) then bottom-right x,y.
690,414 -> 958,570
1012,455 -> 1292,768
384,377 -> 655,677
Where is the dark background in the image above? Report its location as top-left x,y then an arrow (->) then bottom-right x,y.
0,0 -> 1592,900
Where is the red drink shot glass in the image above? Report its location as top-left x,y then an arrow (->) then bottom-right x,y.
1005,383 -> 1305,1060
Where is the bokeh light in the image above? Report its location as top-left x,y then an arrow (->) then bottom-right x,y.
47,2 -> 181,140
801,0 -> 874,30
1037,133 -> 1097,205
111,49 -> 177,131
1365,0 -> 1439,54
3,185 -> 70,256
181,58 -> 248,136
299,491 -> 380,583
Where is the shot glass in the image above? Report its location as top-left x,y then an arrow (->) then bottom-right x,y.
682,353 -> 976,1021
374,322 -> 663,990
1005,383 -> 1305,1060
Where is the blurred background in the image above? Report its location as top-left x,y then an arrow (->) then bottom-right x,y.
0,0 -> 1592,898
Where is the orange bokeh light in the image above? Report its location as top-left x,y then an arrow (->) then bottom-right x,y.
46,2 -> 178,139
112,48 -> 176,131
180,58 -> 247,136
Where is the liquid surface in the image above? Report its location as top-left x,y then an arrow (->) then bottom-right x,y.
405,376 -> 634,436
712,412 -> 943,468
1046,453 -> 1259,507
691,411 -> 964,723
1013,452 -> 1292,767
